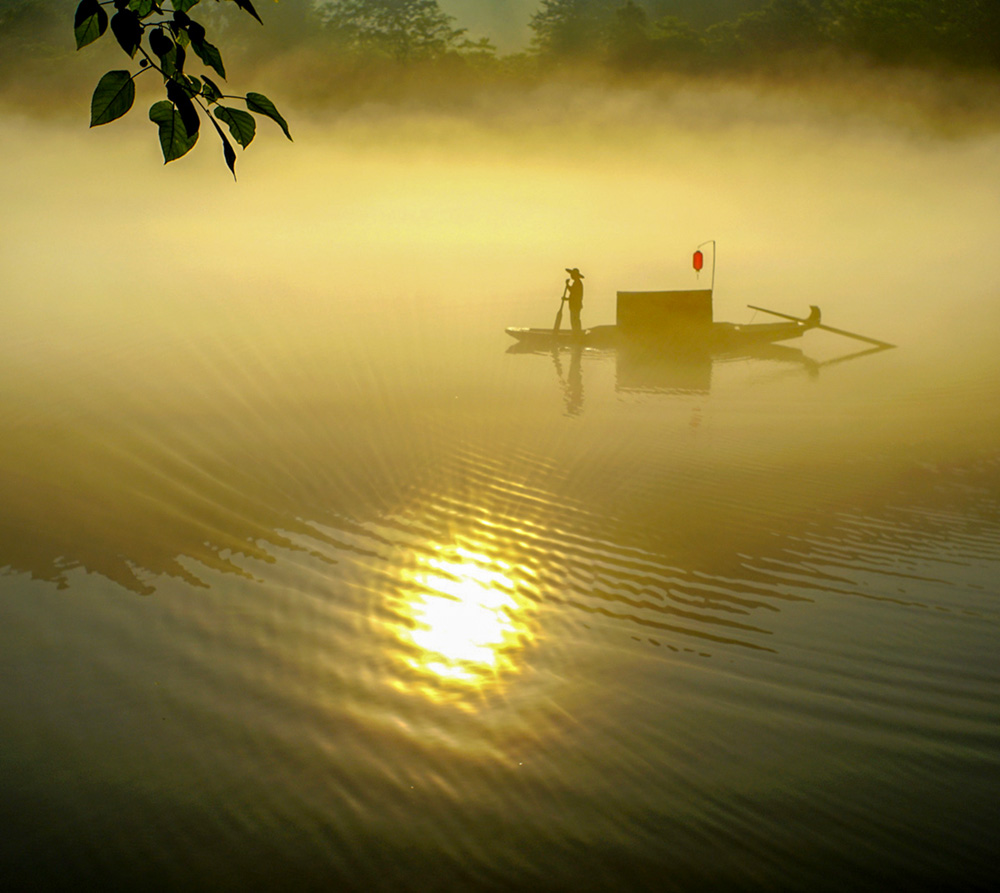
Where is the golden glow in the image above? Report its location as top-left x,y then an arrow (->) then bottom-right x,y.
394,546 -> 533,695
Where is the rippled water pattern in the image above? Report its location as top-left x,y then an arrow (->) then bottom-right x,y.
2,109 -> 1000,890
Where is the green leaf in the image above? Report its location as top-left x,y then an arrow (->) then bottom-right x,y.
189,36 -> 226,79
209,117 -> 237,181
233,0 -> 263,26
172,0 -> 201,12
74,0 -> 108,49
156,46 -> 177,78
128,0 -> 155,16
200,76 -> 222,103
222,134 -> 237,179
110,9 -> 142,57
149,100 -> 198,163
166,80 -> 200,138
246,93 -> 292,141
91,70 -> 135,126
149,29 -> 184,79
185,20 -> 206,44
149,26 -> 172,59
214,106 -> 255,148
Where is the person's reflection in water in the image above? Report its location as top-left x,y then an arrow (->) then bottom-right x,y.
566,344 -> 584,415
565,267 -> 584,335
552,344 -> 584,416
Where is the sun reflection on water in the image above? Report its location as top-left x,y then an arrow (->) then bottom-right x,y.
393,546 -> 534,697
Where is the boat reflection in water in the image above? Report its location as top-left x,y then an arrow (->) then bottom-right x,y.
389,545 -> 536,702
615,338 -> 714,394
506,289 -> 895,409
510,335 -> 895,411
508,335 -> 808,405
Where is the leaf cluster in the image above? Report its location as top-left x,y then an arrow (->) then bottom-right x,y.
75,0 -> 291,178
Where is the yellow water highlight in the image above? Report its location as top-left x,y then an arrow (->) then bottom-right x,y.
394,546 -> 535,696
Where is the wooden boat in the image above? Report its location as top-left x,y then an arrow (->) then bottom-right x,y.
506,306 -> 822,352
507,287 -> 893,355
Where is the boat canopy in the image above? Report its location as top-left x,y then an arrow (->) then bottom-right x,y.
616,290 -> 714,337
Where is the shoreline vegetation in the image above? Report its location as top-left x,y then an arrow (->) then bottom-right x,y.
2,0 -> 999,136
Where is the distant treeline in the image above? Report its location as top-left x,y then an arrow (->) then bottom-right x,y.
527,0 -> 1000,70
256,0 -> 1000,72
3,0 -> 1000,107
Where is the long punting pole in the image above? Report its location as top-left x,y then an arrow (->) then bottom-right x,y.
696,240 -> 716,292
747,304 -> 896,349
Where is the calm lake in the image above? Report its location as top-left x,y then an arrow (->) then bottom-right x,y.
2,86 -> 999,890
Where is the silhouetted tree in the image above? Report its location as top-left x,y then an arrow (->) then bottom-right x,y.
605,3 -> 705,71
531,0 -> 712,67
825,0 -> 941,63
529,0 -> 614,57
70,0 -> 291,177
606,0 -> 651,66
707,0 -> 827,60
644,0 -> 761,30
317,0 -> 470,61
527,0 -> 1000,71
959,0 -> 1000,67
827,0 -> 1000,67
650,15 -> 705,67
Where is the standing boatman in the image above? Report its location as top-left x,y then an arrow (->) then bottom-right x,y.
565,267 -> 584,335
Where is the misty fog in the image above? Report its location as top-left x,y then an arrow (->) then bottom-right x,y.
3,8 -> 1000,890
3,0 -> 1000,580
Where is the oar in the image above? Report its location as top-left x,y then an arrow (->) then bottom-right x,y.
747,304 -> 896,349
553,284 -> 569,334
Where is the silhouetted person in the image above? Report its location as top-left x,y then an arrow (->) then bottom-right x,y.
565,268 -> 584,335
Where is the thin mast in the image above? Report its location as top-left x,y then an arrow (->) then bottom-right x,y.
696,240 -> 716,292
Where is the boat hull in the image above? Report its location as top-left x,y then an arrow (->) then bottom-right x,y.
708,320 -> 811,351
505,318 -> 814,352
504,325 -> 618,348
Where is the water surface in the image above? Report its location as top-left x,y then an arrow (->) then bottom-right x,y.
1,96 -> 999,889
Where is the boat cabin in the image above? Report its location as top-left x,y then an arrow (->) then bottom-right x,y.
616,289 -> 714,339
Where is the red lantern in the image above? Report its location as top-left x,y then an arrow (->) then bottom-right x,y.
693,250 -> 704,272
